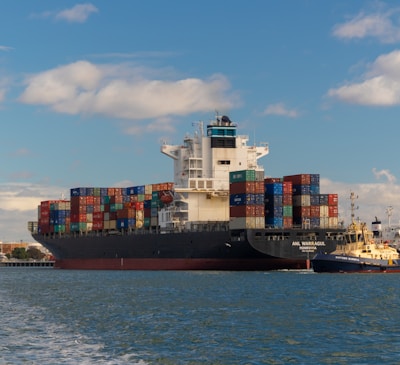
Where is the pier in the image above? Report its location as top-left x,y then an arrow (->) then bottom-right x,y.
0,260 -> 54,267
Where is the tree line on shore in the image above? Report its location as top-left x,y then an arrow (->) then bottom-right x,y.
6,247 -> 47,261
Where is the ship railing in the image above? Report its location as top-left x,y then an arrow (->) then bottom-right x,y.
37,221 -> 231,239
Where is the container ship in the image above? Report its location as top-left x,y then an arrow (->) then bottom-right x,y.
28,115 -> 344,270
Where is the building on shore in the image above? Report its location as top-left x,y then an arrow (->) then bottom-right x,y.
0,241 -> 52,259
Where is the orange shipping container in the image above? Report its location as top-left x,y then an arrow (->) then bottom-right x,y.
283,217 -> 293,228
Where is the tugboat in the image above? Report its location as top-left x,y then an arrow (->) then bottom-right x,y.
311,192 -> 400,273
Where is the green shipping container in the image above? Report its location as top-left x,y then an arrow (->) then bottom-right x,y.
283,205 -> 293,217
229,170 -> 256,183
54,224 -> 66,233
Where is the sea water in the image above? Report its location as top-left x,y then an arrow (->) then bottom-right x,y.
0,268 -> 399,365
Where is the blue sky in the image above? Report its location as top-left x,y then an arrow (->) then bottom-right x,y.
2,1 -> 400,242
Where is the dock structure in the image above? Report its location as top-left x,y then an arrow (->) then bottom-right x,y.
0,260 -> 54,267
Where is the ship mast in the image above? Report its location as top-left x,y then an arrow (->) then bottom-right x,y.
386,205 -> 393,228
350,191 -> 359,224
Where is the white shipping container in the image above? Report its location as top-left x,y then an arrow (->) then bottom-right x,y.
319,205 -> 329,218
319,217 -> 329,228
328,217 -> 338,228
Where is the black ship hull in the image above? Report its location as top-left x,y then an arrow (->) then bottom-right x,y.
32,227 -> 343,270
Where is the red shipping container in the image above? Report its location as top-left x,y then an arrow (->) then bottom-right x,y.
254,205 -> 265,217
40,217 -> 50,225
328,205 -> 338,217
255,181 -> 264,193
70,213 -> 79,222
282,181 -> 292,194
282,194 -> 293,205
40,210 -> 50,218
93,221 -> 104,230
230,205 -> 255,217
328,194 -> 338,206
310,206 -> 320,218
93,204 -> 102,213
93,212 -> 103,220
86,196 -> 94,205
284,174 -> 311,185
230,181 -> 255,194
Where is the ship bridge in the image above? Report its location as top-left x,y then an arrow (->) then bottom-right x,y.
159,115 -> 269,231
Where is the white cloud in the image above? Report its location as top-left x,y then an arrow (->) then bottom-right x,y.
328,50 -> 400,106
0,45 -> 13,52
55,3 -> 98,23
0,183 -> 61,242
333,7 -> 400,43
262,103 -> 299,118
30,3 -> 98,23
0,183 -> 66,212
19,60 -> 236,121
372,168 -> 396,184
321,177 -> 400,226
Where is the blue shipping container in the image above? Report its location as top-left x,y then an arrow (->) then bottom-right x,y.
265,217 -> 283,228
264,183 -> 283,195
229,193 -> 256,206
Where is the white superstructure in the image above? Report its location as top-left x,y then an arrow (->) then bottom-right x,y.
159,115 -> 269,232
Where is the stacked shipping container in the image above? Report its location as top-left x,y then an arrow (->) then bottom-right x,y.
263,174 -> 339,229
36,172 -> 338,233
37,183 -> 173,234
38,200 -> 71,234
229,169 -> 265,229
264,178 -> 293,228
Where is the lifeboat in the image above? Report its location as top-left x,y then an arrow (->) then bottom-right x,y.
159,190 -> 174,204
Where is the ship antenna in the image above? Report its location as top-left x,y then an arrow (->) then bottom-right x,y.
215,110 -> 220,123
